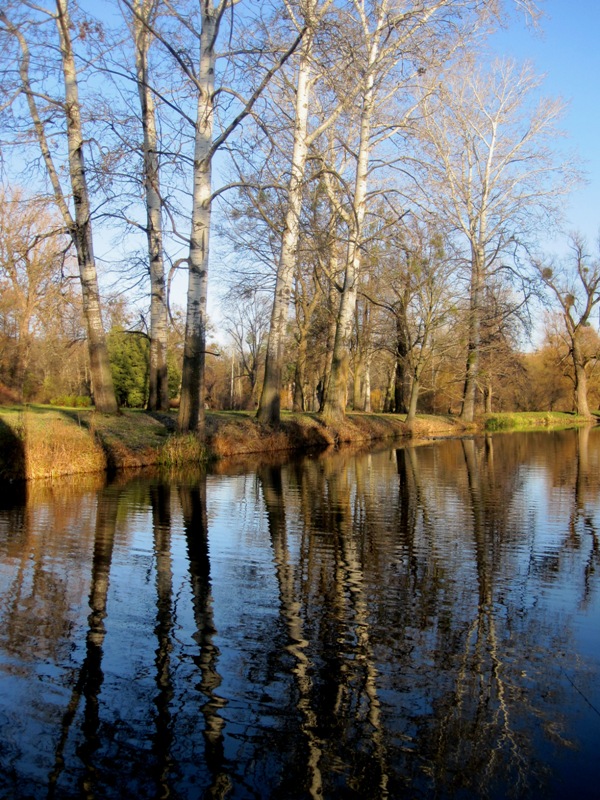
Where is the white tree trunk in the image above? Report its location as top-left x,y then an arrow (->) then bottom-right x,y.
321,70 -> 374,421
460,242 -> 484,423
177,6 -> 216,434
363,359 -> 371,412
572,335 -> 592,417
56,0 -> 117,413
257,35 -> 314,424
3,0 -> 118,411
134,0 -> 169,412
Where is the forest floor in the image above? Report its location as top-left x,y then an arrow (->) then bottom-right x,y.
0,404 -> 595,481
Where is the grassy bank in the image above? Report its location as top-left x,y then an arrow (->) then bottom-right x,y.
0,404 -> 594,481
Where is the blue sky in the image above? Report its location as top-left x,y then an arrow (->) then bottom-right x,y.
492,0 -> 600,251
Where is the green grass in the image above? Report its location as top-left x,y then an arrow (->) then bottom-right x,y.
483,411 -> 592,432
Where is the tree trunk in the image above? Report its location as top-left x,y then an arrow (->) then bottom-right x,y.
56,0 -> 118,413
3,3 -> 116,409
406,376 -> 419,426
460,245 -> 483,423
257,38 -> 313,425
383,362 -> 396,412
134,0 -> 169,412
394,311 -> 409,414
319,267 -> 339,412
177,7 -> 216,435
321,68 -> 374,422
363,361 -> 371,412
572,336 -> 591,417
353,351 -> 363,411
322,275 -> 358,420
13,313 -> 31,401
484,380 -> 492,413
293,330 -> 308,412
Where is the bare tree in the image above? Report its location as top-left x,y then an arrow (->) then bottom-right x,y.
536,235 -> 600,417
414,57 -> 577,422
0,189 -> 68,400
319,0 -> 488,422
223,288 -> 270,408
477,280 -> 529,412
256,0 -> 348,424
119,0 -> 304,434
364,219 -> 460,423
0,1 -> 118,412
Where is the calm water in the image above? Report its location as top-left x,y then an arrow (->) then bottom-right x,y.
0,429 -> 599,799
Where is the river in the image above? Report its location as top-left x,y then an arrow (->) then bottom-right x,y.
0,428 -> 599,798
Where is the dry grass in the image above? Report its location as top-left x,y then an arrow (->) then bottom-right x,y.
158,433 -> 208,467
205,411 -> 338,456
0,406 -> 168,479
205,410 -> 469,457
0,404 -> 506,483
0,407 -> 105,480
312,411 -> 470,444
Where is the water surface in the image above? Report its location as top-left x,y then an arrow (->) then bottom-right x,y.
0,429 -> 599,798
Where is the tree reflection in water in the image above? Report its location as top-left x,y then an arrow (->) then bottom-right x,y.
49,484 -> 120,798
0,431 -> 599,798
258,464 -> 324,799
179,479 -> 230,799
572,427 -> 600,603
426,437 -> 534,796
149,483 -> 174,798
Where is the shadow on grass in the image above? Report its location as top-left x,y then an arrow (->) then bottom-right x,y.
278,418 -> 336,449
55,408 -> 120,474
0,418 -> 26,482
56,408 -> 176,473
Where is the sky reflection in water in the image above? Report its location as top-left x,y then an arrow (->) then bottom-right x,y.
0,428 -> 599,799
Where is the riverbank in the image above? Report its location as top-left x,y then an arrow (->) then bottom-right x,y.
0,405 -> 593,481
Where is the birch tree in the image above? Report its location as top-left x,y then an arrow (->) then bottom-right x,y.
82,0 -> 173,411
415,57 -> 576,422
174,0 -> 218,433
0,1 -> 118,412
316,0 -> 546,421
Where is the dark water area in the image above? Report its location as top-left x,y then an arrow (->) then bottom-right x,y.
0,429 -> 599,799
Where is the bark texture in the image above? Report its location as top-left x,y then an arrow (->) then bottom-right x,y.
321,64 -> 374,421
177,6 -> 216,434
460,247 -> 483,423
134,0 -> 169,412
257,34 -> 313,424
